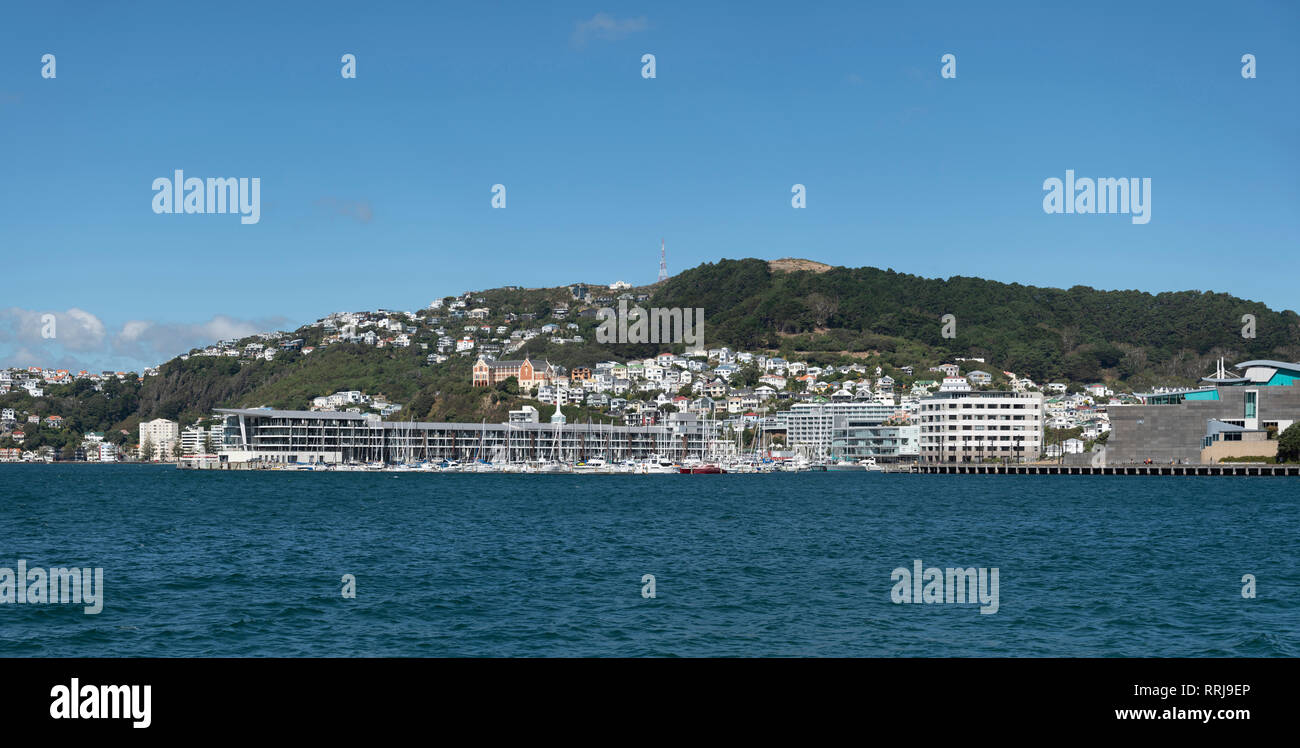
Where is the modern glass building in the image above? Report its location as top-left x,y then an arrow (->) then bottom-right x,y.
830,420 -> 920,463
772,401 -> 899,455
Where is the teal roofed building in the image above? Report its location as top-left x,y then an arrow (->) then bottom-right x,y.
1202,359 -> 1300,388
1137,359 -> 1300,405
1139,389 -> 1218,405
1109,358 -> 1300,464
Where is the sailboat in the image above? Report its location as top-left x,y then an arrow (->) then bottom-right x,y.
679,409 -> 725,473
536,397 -> 570,473
469,418 -> 497,471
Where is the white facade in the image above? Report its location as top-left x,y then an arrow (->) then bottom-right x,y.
939,376 -> 971,393
138,418 -> 179,460
181,424 -> 224,455
919,391 -> 1044,463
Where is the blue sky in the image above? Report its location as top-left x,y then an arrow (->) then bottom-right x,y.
1,1 -> 1296,371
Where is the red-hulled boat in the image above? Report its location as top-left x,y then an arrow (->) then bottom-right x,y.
679,464 -> 725,474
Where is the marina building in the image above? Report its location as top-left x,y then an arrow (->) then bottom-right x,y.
213,408 -> 709,465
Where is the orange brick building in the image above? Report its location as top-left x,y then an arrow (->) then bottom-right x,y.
472,355 -> 556,391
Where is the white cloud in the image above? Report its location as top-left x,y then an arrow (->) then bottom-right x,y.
0,308 -> 290,371
0,307 -> 107,351
315,197 -> 374,224
112,314 -> 290,360
572,13 -> 649,47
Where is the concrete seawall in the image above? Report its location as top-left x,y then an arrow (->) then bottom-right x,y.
913,464 -> 1299,476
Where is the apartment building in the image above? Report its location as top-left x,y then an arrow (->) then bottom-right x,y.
919,391 -> 1044,463
831,421 -> 920,463
180,424 -> 224,455
775,401 -> 899,454
138,418 -> 179,461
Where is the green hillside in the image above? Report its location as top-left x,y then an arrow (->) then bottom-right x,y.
650,258 -> 1300,385
4,257 -> 1297,446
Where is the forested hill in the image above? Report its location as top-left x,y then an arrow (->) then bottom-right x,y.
650,258 -> 1300,384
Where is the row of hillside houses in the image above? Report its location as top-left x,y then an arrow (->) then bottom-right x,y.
1043,393 -> 1119,438
0,410 -> 67,428
170,300 -> 607,363
469,353 -> 1080,410
0,366 -> 140,398
472,351 -> 872,390
309,391 -> 404,416
319,310 -> 422,350
183,332 -> 311,362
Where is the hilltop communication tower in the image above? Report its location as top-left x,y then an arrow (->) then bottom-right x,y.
658,239 -> 668,282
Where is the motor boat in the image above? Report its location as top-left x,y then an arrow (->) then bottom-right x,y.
679,462 -> 725,474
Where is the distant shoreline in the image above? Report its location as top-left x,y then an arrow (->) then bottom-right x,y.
5,462 -> 1292,478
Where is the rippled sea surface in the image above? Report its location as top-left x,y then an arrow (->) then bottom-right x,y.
1,464 -> 1296,657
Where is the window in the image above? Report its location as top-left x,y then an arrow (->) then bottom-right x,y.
1244,391 -> 1257,420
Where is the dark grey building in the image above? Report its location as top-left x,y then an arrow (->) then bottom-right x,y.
1106,362 -> 1300,464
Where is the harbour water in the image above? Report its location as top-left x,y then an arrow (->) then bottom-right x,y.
1,464 -> 1296,657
